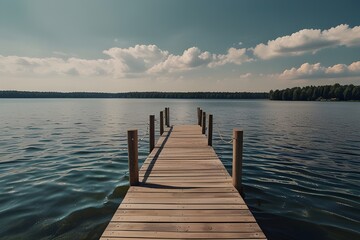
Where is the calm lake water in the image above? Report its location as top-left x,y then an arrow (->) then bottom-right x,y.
0,99 -> 359,240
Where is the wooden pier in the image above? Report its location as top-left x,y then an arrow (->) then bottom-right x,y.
101,109 -> 266,239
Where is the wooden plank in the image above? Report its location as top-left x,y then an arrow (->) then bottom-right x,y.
128,187 -> 237,193
113,209 -> 252,216
125,192 -> 240,198
141,164 -> 224,168
119,204 -> 248,209
101,230 -> 265,238
140,166 -> 227,171
138,172 -> 229,177
122,197 -> 245,204
101,238 -> 266,240
139,178 -> 232,183
139,174 -> 231,181
105,222 -> 263,232
135,182 -> 234,188
109,215 -> 257,222
142,160 -> 221,164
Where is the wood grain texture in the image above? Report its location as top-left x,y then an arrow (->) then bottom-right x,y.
101,125 -> 266,239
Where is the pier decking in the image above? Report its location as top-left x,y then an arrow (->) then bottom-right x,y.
101,123 -> 266,239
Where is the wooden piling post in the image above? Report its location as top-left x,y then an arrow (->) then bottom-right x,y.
199,109 -> 203,126
165,107 -> 169,127
208,114 -> 213,146
197,107 -> 201,125
232,129 -> 244,196
202,112 -> 206,134
149,115 -> 155,152
160,111 -> 164,135
127,129 -> 139,186
167,107 -> 170,127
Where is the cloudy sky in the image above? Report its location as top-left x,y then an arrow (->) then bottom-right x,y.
1,0 -> 360,92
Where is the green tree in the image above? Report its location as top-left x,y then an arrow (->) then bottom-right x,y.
293,87 -> 300,100
282,88 -> 292,100
300,88 -> 307,100
269,90 -> 274,100
352,86 -> 360,100
311,88 -> 319,100
343,85 -> 353,100
334,87 -> 343,100
306,88 -> 313,101
273,90 -> 281,100
322,85 -> 330,99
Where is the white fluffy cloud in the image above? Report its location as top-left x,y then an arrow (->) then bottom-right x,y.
253,24 -> 360,59
280,61 -> 360,79
210,48 -> 253,67
148,47 -> 251,73
0,45 -> 251,78
103,45 -> 169,76
0,55 -> 113,77
148,47 -> 215,73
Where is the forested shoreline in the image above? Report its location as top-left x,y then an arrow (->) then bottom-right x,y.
0,91 -> 268,99
269,84 -> 360,101
1,84 -> 359,101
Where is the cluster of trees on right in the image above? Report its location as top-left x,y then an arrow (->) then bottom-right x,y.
269,84 -> 360,101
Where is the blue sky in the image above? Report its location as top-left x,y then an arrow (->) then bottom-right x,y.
1,0 -> 360,92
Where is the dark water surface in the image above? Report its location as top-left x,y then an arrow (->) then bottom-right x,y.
0,99 -> 359,240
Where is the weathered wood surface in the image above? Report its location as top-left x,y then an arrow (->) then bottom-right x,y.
101,125 -> 266,239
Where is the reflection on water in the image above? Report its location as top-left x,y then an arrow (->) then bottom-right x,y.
0,99 -> 359,240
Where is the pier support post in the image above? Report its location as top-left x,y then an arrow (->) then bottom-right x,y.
202,112 -> 206,134
232,129 -> 244,196
167,107 -> 170,127
149,115 -> 155,152
127,130 -> 139,186
165,107 -> 169,127
199,109 -> 203,127
160,111 -> 164,135
208,114 -> 213,146
197,107 -> 201,125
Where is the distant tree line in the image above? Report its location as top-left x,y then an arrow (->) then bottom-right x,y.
269,84 -> 360,101
0,91 -> 269,99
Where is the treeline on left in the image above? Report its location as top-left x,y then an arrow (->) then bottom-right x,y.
0,91 -> 269,99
